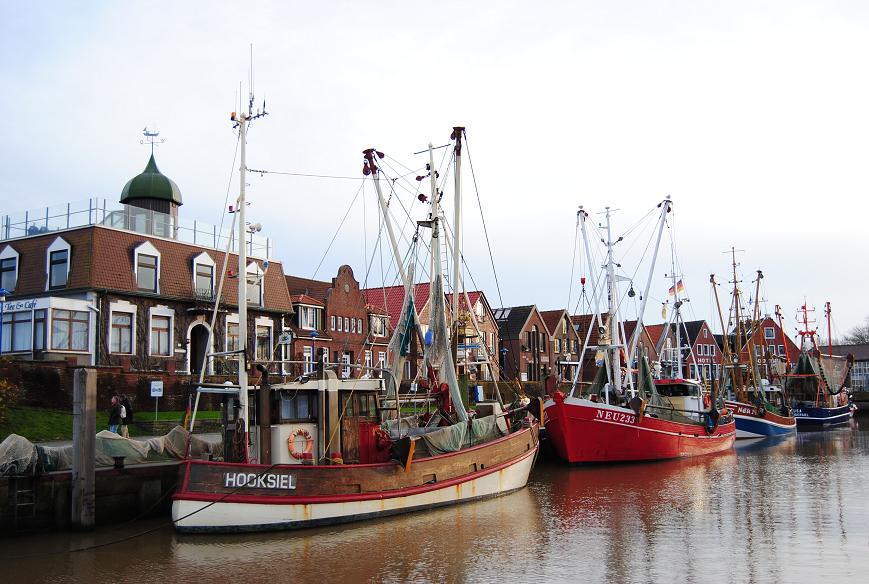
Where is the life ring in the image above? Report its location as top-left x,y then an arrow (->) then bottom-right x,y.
288,428 -> 314,460
702,394 -> 711,409
374,428 -> 392,450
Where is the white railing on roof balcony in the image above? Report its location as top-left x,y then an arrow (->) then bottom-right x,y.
1,197 -> 271,258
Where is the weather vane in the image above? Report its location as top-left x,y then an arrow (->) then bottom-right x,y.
141,124 -> 165,155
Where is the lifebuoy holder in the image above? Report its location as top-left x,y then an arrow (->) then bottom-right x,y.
288,428 -> 314,460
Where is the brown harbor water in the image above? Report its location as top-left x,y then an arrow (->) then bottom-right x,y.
4,419 -> 869,583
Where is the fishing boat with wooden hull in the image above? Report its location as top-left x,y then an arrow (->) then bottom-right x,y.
172,119 -> 539,533
710,256 -> 796,439
544,201 -> 735,464
784,302 -> 854,430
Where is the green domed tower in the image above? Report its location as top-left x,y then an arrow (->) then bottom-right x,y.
120,153 -> 183,218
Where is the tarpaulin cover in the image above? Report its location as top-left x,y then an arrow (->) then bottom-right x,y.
420,415 -> 504,456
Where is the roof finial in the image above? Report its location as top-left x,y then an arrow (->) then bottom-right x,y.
141,124 -> 165,155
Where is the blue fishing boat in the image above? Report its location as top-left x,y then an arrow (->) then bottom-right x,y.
784,302 -> 854,429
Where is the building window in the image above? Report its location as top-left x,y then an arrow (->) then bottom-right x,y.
764,326 -> 775,340
371,316 -> 387,337
33,309 -> 46,351
195,263 -> 213,298
330,315 -> 336,331
344,317 -> 349,332
303,346 -> 314,374
1,311 -> 31,353
246,263 -> 263,306
357,318 -> 363,333
110,312 -> 133,354
779,344 -> 785,355
226,321 -> 240,351
342,352 -> 351,378
298,306 -> 323,331
0,256 -> 16,292
337,316 -> 343,332
150,315 -> 171,356
364,350 -> 373,373
377,351 -> 386,377
256,324 -> 272,361
137,254 -> 158,292
51,309 -> 89,351
350,318 -> 356,334
49,250 -> 69,289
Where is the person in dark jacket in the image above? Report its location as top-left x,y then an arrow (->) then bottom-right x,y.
120,394 -> 133,437
108,396 -> 122,433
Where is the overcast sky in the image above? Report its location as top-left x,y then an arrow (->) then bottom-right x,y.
2,1 -> 867,343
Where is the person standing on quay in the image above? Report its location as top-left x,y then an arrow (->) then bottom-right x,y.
109,395 -> 122,434
120,394 -> 133,438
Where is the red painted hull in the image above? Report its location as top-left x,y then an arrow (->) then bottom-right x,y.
544,396 -> 736,463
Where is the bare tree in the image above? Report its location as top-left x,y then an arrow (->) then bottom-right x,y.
844,316 -> 869,344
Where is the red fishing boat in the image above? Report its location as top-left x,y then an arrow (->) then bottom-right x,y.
544,202 -> 734,464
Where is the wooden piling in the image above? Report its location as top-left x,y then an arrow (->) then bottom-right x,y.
71,368 -> 96,530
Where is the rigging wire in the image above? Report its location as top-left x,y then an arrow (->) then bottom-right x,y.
567,211 -> 580,315
463,131 -> 505,308
311,181 -> 364,279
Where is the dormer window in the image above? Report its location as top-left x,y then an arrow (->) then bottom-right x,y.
137,255 -> 158,291
370,315 -> 387,337
192,252 -> 215,300
298,306 -> 323,330
0,246 -> 18,292
133,241 -> 161,293
46,237 -> 71,291
246,262 -> 263,306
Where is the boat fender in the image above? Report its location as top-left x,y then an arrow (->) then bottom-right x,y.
702,394 -> 711,409
374,428 -> 392,450
288,428 -> 314,460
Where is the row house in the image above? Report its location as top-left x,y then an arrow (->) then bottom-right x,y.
741,315 -> 801,377
284,265 -> 389,378
363,283 -> 500,382
494,305 -> 551,382
539,309 -> 582,382
0,153 -> 293,374
571,314 -> 654,384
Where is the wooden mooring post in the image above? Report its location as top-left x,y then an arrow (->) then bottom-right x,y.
71,368 -> 96,530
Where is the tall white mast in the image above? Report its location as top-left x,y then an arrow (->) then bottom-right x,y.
451,127 -> 463,323
234,110 -> 249,461
604,208 -> 623,396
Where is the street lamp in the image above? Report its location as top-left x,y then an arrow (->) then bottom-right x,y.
0,288 -> 8,354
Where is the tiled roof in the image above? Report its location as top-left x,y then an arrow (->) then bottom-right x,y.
362,283 -> 487,324
290,294 -> 325,307
0,225 -> 293,312
495,305 -> 535,340
540,309 -> 569,337
818,344 -> 869,361
285,275 -> 331,301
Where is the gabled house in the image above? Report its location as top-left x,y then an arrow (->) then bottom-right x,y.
362,283 -> 500,381
540,309 -> 582,382
285,265 -> 388,378
494,305 -> 552,382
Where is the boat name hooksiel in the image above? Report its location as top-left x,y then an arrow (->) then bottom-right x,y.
223,472 -> 297,489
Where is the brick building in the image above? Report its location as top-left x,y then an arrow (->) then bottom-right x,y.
494,305 -> 552,382
284,265 -> 389,378
540,309 -> 582,382
0,152 -> 293,375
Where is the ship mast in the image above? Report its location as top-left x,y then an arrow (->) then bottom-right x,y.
603,208 -> 623,399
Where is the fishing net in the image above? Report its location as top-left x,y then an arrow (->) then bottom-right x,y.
0,434 -> 38,476
419,415 -> 504,456
426,273 -> 468,421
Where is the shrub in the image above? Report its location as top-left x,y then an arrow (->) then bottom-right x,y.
0,377 -> 21,423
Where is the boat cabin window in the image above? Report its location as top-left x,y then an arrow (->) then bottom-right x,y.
273,391 -> 318,423
342,392 -> 378,418
656,383 -> 699,398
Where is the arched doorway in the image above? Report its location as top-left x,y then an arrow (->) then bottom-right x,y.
189,323 -> 210,374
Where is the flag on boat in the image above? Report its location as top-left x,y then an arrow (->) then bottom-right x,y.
668,280 -> 684,296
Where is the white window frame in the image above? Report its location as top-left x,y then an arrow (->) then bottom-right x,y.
764,326 -> 775,340
148,305 -> 174,357
330,315 -> 336,331
297,305 -> 322,331
225,313 -> 240,351
377,351 -> 386,378
108,300 -> 138,355
364,350 -> 373,371
303,345 -> 314,374
255,316 -> 273,361
342,352 -> 351,378
133,241 -> 161,294
45,236 -> 71,291
192,251 -> 216,297
0,245 -> 20,292
337,315 -> 343,332
246,262 -> 263,306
